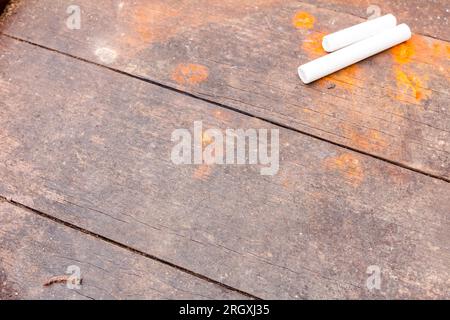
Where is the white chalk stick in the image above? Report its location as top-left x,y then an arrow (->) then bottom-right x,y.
322,14 -> 397,52
298,23 -> 411,84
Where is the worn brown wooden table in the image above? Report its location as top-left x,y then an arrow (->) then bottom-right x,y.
0,1 -> 448,299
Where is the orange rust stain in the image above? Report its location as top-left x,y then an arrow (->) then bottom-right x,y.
172,63 -> 209,85
324,153 -> 364,187
193,164 -> 212,181
394,67 -> 430,101
292,11 -> 315,29
302,32 -> 327,59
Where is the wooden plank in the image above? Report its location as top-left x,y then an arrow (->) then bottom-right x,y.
0,199 -> 247,299
300,0 -> 450,42
0,36 -> 449,299
1,0 -> 449,180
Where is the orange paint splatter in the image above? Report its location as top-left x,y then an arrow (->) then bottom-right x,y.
390,35 -> 435,102
394,68 -> 430,101
292,11 -> 315,29
391,35 -> 431,64
324,153 -> 364,187
119,3 -> 179,51
430,43 -> 450,73
117,1 -> 284,54
432,43 -> 441,56
391,41 -> 415,64
302,32 -> 327,59
193,164 -> 212,181
172,63 -> 209,85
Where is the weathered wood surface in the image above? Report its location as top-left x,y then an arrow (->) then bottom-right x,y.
0,199 -> 246,300
1,0 -> 449,180
0,36 -> 449,299
300,0 -> 450,42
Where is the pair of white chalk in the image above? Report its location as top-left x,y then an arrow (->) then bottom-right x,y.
298,14 -> 411,84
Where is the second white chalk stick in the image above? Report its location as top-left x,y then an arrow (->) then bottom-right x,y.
322,14 -> 397,52
298,23 -> 411,84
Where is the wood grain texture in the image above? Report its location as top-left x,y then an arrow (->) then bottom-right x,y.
1,0 -> 448,180
0,199 -> 247,300
300,0 -> 450,41
0,36 -> 449,299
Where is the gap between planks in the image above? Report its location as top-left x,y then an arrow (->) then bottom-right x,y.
0,195 -> 260,300
2,33 -> 448,184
